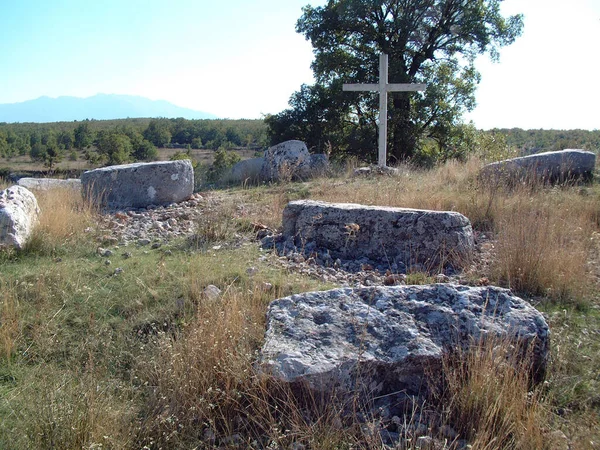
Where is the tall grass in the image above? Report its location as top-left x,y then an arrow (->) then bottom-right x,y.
434,336 -> 549,450
24,187 -> 96,254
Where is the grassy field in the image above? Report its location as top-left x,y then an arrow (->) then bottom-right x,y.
1,157 -> 599,449
0,147 -> 257,176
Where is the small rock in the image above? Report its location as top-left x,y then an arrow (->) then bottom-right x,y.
122,252 -> 132,259
546,430 -> 569,450
104,259 -> 111,266
246,266 -> 258,276
435,273 -> 449,283
138,238 -> 151,246
203,285 -> 221,301
261,282 -> 273,291
151,242 -> 162,249
113,267 -> 124,275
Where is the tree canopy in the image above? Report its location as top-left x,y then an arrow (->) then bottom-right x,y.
266,0 -> 523,164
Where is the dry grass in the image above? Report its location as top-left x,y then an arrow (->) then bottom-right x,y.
2,155 -> 600,448
435,336 -> 550,450
25,187 -> 96,253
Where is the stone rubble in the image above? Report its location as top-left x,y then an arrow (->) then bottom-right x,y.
93,192 -> 206,246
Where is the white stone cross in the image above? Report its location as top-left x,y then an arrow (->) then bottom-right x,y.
343,53 -> 426,167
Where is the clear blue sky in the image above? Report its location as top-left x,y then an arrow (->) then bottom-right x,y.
0,0 -> 599,129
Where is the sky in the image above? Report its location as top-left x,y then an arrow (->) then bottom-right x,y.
0,0 -> 598,130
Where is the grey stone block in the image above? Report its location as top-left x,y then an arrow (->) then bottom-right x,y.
81,160 -> 193,208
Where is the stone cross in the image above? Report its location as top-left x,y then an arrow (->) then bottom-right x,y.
343,53 -> 426,167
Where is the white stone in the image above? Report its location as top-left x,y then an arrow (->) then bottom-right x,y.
261,140 -> 313,181
17,177 -> 82,191
203,285 -> 222,301
81,160 -> 194,208
0,185 -> 40,249
259,284 -> 549,403
281,200 -> 474,270
481,149 -> 596,182
227,157 -> 266,183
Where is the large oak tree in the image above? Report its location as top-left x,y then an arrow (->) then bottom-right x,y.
266,0 -> 523,164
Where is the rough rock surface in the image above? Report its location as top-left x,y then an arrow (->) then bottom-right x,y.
260,284 -> 549,404
481,149 -> 596,182
81,160 -> 194,208
18,177 -> 82,191
277,200 -> 474,271
261,140 -> 313,181
0,185 -> 40,249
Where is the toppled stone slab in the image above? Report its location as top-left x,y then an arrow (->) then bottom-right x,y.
227,157 -> 265,184
259,284 -> 549,405
0,185 -> 40,250
481,149 -> 596,183
18,177 -> 82,191
279,200 -> 474,271
81,160 -> 194,209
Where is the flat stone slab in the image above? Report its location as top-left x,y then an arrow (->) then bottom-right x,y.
481,149 -> 596,182
259,284 -> 550,403
18,177 -> 81,191
81,160 -> 194,208
281,200 -> 474,270
0,185 -> 40,250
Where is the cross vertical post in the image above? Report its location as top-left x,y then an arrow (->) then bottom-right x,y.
343,53 -> 426,167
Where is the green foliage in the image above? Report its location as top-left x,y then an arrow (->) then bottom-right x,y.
73,122 -> 94,149
267,0 -> 524,164
0,118 -> 269,164
29,142 -> 64,169
96,130 -> 133,165
143,119 -> 172,147
206,148 -> 241,183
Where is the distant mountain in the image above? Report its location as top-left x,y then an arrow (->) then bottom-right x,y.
0,94 -> 218,123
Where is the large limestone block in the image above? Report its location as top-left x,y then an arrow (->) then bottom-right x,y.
81,160 -> 194,208
282,200 -> 474,270
18,177 -> 82,191
0,185 -> 40,249
261,140 -> 313,181
481,149 -> 596,182
259,285 -> 550,402
227,157 -> 265,183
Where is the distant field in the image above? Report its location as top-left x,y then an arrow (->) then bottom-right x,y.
0,147 -> 258,177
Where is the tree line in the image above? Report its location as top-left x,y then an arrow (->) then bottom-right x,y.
0,118 -> 269,166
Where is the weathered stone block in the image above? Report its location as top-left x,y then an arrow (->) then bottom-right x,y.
259,284 -> 549,402
227,157 -> 265,183
261,140 -> 313,181
282,200 -> 474,270
481,149 -> 596,182
0,185 -> 40,249
18,177 -> 81,191
81,160 -> 193,208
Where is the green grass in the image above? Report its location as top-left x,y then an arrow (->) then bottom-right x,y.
2,157 -> 600,448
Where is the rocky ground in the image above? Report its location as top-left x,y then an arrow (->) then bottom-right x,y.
92,192 -> 496,290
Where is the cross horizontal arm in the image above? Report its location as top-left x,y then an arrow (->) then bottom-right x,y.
343,83 -> 427,92
343,84 -> 379,92
386,83 -> 426,92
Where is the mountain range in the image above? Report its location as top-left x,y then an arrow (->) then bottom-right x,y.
0,94 -> 218,123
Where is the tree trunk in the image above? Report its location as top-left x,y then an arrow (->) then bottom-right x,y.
390,94 -> 417,163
